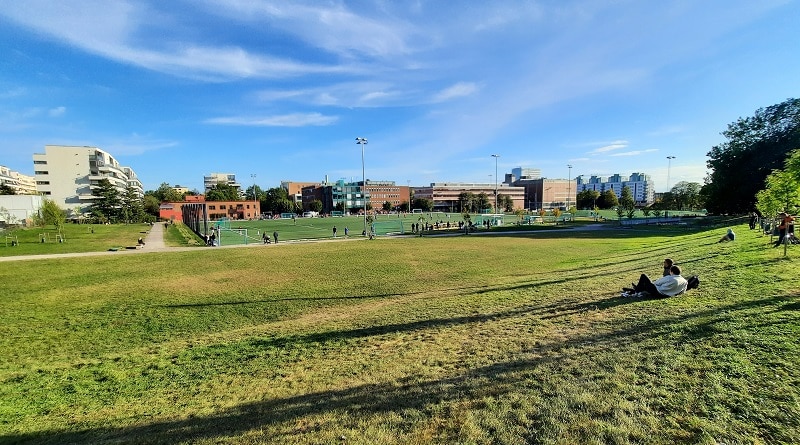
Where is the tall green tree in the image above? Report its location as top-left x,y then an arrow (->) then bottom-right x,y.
597,190 -> 619,209
412,197 -> 434,211
619,185 -> 635,211
121,186 -> 146,223
38,198 -> 66,232
263,187 -> 291,213
205,182 -> 242,201
458,192 -> 475,213
91,178 -> 121,222
149,182 -> 183,202
476,193 -> 491,212
703,98 -> 800,214
0,184 -> 15,195
576,189 -> 599,209
670,181 -> 703,210
498,194 -> 514,212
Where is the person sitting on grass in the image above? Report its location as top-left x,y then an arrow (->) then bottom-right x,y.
718,228 -> 735,243
627,265 -> 688,298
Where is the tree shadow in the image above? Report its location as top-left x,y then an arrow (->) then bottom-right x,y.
13,292 -> 792,444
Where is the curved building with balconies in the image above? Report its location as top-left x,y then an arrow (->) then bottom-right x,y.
32,145 -> 142,214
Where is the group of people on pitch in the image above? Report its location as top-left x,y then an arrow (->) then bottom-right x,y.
622,258 -> 699,299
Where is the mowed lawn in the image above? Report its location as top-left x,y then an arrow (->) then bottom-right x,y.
0,224 -> 798,444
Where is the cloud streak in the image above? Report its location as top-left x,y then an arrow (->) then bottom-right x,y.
205,113 -> 338,127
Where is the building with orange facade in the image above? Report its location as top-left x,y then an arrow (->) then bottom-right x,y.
159,196 -> 260,222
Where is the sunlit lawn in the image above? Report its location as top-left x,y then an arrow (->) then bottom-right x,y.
0,223 -> 797,444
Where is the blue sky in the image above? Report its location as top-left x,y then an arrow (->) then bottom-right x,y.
1,0 -> 798,193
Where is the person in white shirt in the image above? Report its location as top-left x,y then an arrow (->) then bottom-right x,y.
631,265 -> 688,298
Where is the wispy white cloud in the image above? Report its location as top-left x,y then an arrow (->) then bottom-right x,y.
0,0 -> 358,80
205,113 -> 338,127
609,149 -> 658,157
433,82 -> 478,103
48,106 -> 66,117
588,141 -> 629,154
0,87 -> 27,99
100,133 -> 180,156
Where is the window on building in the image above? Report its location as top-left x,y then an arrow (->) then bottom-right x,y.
220,205 -> 226,209
34,160 -> 47,165
36,181 -> 50,185
34,171 -> 49,175
209,205 -> 216,210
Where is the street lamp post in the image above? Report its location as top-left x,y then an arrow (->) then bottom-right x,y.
407,179 -> 411,213
666,156 -> 676,191
567,164 -> 572,213
491,154 -> 500,213
250,173 -> 257,219
356,137 -> 368,236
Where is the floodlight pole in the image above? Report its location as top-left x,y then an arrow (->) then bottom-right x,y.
356,137 -> 368,236
250,173 -> 257,219
567,164 -> 572,213
666,156 -> 676,191
492,154 -> 500,213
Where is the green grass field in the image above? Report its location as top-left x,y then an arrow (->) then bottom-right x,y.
0,223 -> 154,257
1,222 -> 797,444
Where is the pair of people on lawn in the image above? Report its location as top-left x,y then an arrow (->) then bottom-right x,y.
624,258 -> 689,298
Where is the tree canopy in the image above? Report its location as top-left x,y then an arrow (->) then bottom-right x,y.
0,184 -> 16,195
703,98 -> 800,214
205,182 -> 242,201
756,149 -> 800,218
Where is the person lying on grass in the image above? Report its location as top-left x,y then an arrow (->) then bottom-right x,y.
625,265 -> 688,298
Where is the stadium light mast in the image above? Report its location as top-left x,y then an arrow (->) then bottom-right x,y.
666,156 -> 676,191
356,137 -> 368,236
250,173 -> 257,219
491,154 -> 500,213
567,164 -> 572,213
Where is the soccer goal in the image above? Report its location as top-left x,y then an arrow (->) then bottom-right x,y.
372,220 -> 406,236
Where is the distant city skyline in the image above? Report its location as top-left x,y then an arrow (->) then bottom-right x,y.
1,1 -> 798,192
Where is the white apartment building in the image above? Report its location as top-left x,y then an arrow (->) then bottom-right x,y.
204,173 -> 242,194
576,173 -> 655,205
0,165 -> 37,195
32,145 -> 143,214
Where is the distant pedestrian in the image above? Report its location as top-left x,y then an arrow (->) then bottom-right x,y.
344,227 -> 349,237
273,231 -> 278,243
333,226 -> 337,237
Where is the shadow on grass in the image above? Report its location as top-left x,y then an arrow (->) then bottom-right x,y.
12,292 -> 796,444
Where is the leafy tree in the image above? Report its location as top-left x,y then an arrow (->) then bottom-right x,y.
615,206 -> 624,220
39,198 -> 66,232
576,189 -> 599,209
458,192 -> 475,213
309,200 -> 323,213
642,207 -> 651,218
245,184 -> 265,203
150,182 -> 183,202
671,181 -> 703,210
476,193 -> 491,212
0,184 -> 16,195
143,195 -> 160,218
382,201 -> 392,211
91,178 -> 121,222
598,190 -> 619,209
206,182 -> 241,201
412,197 -> 434,211
626,207 -> 636,219
704,98 -> 800,214
756,154 -> 800,218
619,185 -> 635,211
121,186 -> 145,223
263,187 -> 290,213
499,194 -> 514,212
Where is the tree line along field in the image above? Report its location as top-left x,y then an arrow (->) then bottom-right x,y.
0,222 -> 797,444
